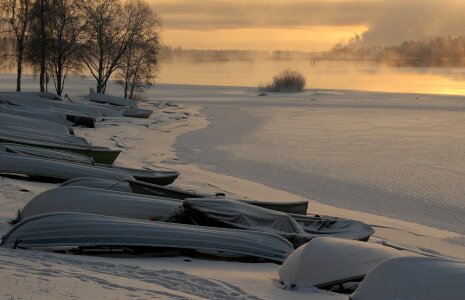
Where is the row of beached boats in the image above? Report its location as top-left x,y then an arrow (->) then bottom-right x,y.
0,91 -> 463,299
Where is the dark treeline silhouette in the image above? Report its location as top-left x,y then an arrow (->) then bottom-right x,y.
159,46 -> 315,62
0,0 -> 160,98
321,36 -> 465,67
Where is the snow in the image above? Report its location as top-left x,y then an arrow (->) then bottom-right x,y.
0,85 -> 464,299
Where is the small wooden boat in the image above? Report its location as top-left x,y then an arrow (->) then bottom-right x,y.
1,212 -> 293,263
123,108 -> 153,118
0,94 -> 103,121
0,144 -> 179,185
278,237 -> 407,291
0,103 -> 96,128
61,177 -> 133,193
128,179 -> 309,214
88,92 -> 137,107
0,135 -> 120,164
0,153 -> 129,182
0,112 -> 71,135
88,93 -> 152,118
16,187 -> 181,223
351,256 -> 465,300
0,129 -> 89,146
61,178 -> 309,215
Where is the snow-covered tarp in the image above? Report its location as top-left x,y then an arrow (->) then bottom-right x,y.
181,198 -> 374,246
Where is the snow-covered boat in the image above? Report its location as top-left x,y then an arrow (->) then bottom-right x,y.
278,237 -> 408,291
0,135 -> 120,164
351,256 -> 465,300
169,198 -> 374,246
1,212 -> 293,263
0,144 -> 179,185
0,153 -> 129,182
0,103 -> 95,128
0,112 -> 71,135
15,187 -> 181,223
127,180 -> 309,214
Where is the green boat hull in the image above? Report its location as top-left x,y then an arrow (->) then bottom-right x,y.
0,136 -> 120,164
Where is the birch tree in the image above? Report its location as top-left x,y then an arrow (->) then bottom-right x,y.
46,0 -> 83,95
0,0 -> 32,91
116,0 -> 160,99
80,0 -> 154,94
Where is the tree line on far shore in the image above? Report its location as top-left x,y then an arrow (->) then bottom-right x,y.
0,0 -> 160,98
322,35 -> 465,67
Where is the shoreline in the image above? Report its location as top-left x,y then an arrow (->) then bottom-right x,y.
79,83 -> 464,261
1,84 -> 464,299
170,101 -> 465,260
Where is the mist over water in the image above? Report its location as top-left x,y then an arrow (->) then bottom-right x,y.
157,60 -> 465,96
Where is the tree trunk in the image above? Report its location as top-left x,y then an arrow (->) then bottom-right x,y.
39,0 -> 46,92
16,39 -> 24,92
56,73 -> 62,96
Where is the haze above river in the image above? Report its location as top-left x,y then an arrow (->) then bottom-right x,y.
157,60 -> 465,96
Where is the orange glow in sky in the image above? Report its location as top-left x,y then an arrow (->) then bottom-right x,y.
161,26 -> 368,52
151,0 -> 373,51
150,0 -> 465,51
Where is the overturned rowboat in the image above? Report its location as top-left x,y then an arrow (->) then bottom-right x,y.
0,135 -> 120,164
0,93 -> 103,121
16,186 -> 304,223
1,212 -> 293,263
60,177 -> 309,215
128,179 -> 309,214
0,112 -> 72,135
0,144 -> 179,185
88,92 -> 137,108
88,93 -> 153,118
0,143 -> 95,164
0,153 -> 130,182
278,237 -> 409,291
0,128 -> 89,146
0,103 -> 96,128
15,187 -> 181,223
61,177 -> 133,192
351,256 -> 465,300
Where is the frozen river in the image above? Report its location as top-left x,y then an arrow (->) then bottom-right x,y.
172,86 -> 465,234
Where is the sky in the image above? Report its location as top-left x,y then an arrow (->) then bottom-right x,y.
150,0 -> 465,51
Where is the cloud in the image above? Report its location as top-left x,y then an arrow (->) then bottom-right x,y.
151,0 -> 376,30
151,0 -> 465,47
362,0 -> 465,45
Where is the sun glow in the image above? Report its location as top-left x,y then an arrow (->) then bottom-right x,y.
161,26 -> 368,51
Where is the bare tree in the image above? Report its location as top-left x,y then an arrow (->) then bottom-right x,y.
80,0 -> 152,94
116,0 -> 160,99
26,0 -> 49,91
0,0 -> 32,91
46,0 -> 83,95
37,0 -> 46,91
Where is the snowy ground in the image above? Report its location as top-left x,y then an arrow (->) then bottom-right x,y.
0,83 -> 464,299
